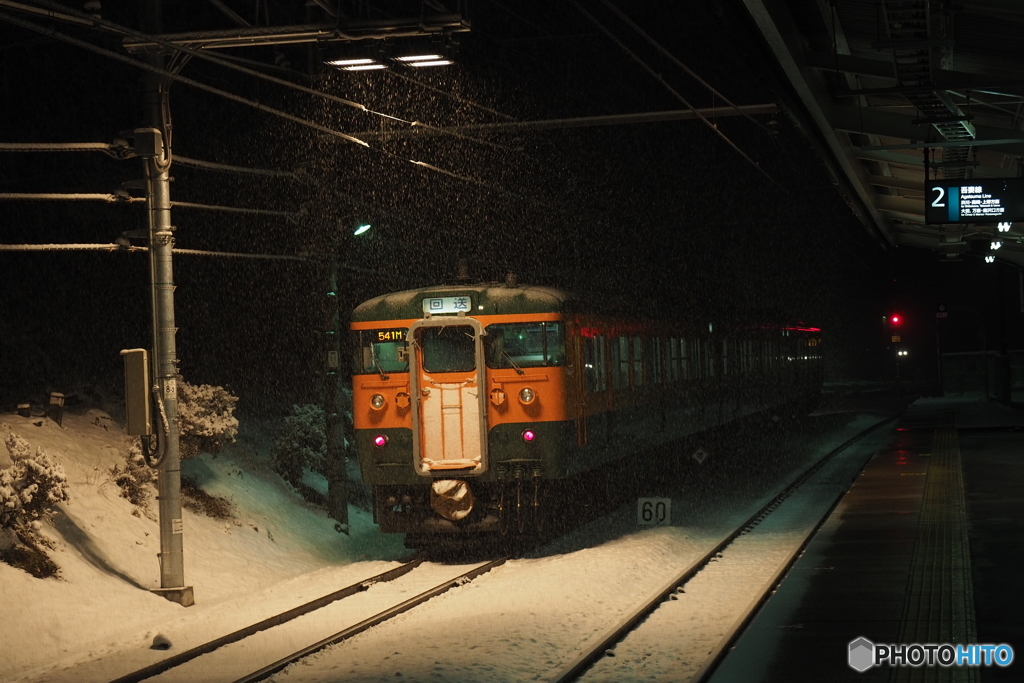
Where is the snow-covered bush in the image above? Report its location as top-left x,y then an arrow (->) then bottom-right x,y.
1,432 -> 70,530
176,377 -> 239,459
272,404 -> 326,490
110,440 -> 157,507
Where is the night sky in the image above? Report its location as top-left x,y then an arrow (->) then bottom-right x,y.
3,0 -> 1000,415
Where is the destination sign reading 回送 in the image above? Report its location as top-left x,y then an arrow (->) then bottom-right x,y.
422,296 -> 472,315
926,179 -> 1024,224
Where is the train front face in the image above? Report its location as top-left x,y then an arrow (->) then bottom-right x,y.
351,285 -> 574,538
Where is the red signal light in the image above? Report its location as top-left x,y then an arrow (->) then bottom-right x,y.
890,314 -> 902,326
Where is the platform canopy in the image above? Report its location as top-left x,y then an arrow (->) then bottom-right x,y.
742,0 -> 1024,264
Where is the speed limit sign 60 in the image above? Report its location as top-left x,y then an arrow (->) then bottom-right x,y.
637,497 -> 671,526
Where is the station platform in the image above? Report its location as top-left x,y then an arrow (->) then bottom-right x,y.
710,395 -> 1024,683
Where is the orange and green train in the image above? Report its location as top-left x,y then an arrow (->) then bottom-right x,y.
351,281 -> 823,544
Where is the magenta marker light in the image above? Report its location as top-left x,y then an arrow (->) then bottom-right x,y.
374,435 -> 388,447
522,430 -> 536,443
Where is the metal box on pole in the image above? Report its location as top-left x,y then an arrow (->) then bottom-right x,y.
121,348 -> 153,436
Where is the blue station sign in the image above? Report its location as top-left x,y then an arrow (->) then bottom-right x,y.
926,178 -> 1024,224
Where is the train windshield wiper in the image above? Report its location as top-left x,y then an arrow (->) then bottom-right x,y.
370,345 -> 390,381
502,351 -> 525,375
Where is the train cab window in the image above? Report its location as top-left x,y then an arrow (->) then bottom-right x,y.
584,334 -> 607,393
420,325 -> 476,373
484,322 -> 565,369
632,336 -> 644,386
354,328 -> 409,374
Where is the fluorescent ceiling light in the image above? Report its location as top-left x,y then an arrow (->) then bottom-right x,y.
396,54 -> 442,62
344,64 -> 387,71
353,223 -> 372,236
408,59 -> 453,67
328,58 -> 375,66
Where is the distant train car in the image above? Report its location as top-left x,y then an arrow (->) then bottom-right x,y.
351,281 -> 822,544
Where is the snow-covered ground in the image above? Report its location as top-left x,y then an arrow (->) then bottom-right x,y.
1,402 -> 895,683
263,414 -> 890,683
0,408 -> 406,683
581,423 -> 896,682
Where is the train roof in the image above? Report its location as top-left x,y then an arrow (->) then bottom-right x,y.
352,283 -> 575,322
352,283 -> 821,336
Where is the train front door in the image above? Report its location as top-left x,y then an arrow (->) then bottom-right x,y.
408,317 -> 489,475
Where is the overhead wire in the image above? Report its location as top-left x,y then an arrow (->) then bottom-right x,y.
0,192 -> 144,202
0,9 -> 368,148
0,7 -> 527,196
17,0 -> 510,152
0,143 -> 303,177
0,141 -> 131,156
568,0 -> 778,186
383,61 -> 515,122
0,242 -> 403,274
596,0 -> 775,137
173,155 -> 298,178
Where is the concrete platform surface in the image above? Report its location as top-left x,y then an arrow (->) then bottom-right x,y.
709,396 -> 1022,682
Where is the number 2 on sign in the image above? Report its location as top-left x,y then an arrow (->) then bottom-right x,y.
637,497 -> 671,526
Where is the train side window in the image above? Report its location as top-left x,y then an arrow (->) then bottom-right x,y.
632,336 -> 644,386
668,338 -> 679,382
648,338 -> 662,384
691,339 -> 700,379
659,338 -> 666,383
621,336 -> 630,388
584,336 -> 596,392
584,334 -> 608,393
613,337 -> 629,390
667,337 -> 675,382
679,338 -> 688,380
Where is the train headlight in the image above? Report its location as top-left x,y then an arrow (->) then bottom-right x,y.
370,393 -> 386,410
518,387 -> 536,404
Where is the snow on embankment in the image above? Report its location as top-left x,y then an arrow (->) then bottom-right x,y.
0,409 -> 405,682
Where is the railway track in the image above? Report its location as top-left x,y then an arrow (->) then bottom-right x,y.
547,414 -> 899,683
108,556 -> 507,683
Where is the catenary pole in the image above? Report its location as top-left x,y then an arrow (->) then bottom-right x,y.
326,261 -> 350,534
141,0 -> 192,606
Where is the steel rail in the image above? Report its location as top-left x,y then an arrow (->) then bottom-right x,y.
107,557 -> 424,683
231,557 -> 510,683
547,413 -> 900,683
